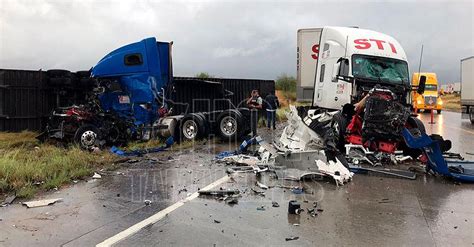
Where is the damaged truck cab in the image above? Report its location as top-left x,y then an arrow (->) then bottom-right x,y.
45,38 -> 250,149
296,27 -> 426,155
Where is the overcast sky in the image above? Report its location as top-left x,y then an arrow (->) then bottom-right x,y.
0,0 -> 472,84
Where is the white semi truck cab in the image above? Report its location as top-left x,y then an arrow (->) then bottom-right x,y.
297,26 -> 411,109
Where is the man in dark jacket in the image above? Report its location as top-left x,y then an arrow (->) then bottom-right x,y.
264,92 -> 280,130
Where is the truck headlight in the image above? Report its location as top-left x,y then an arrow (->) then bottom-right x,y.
417,99 -> 422,104
438,99 -> 443,105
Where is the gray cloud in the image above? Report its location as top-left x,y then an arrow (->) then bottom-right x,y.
0,0 -> 472,84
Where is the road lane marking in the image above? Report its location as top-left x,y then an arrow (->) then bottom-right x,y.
96,175 -> 231,247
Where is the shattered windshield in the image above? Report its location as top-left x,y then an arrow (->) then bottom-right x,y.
352,55 -> 409,84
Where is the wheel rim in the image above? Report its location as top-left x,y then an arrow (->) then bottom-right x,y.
182,120 -> 198,139
220,116 -> 237,136
81,130 -> 97,147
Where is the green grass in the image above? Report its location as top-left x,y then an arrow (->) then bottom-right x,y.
0,132 -> 119,198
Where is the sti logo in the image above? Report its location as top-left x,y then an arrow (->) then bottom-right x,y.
311,44 -> 319,60
354,39 -> 397,54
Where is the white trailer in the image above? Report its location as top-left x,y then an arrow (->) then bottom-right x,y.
297,28 -> 322,101
461,56 -> 474,123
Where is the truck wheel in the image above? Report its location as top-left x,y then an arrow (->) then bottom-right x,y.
179,114 -> 205,141
437,110 -> 442,114
75,70 -> 91,79
406,116 -> 426,135
47,69 -> 71,78
402,116 -> 426,158
74,124 -> 101,150
217,110 -> 242,140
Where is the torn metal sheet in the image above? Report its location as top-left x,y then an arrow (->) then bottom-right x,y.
198,189 -> 240,196
22,198 -> 62,208
275,105 -> 327,152
273,149 -> 352,185
349,165 -> 417,180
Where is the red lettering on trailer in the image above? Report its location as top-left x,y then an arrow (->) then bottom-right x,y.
369,39 -> 386,49
311,44 -> 319,60
354,39 -> 371,49
389,42 -> 397,54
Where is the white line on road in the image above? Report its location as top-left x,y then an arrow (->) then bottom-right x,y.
96,175 -> 231,247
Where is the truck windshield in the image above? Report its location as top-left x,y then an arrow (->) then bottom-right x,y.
352,55 -> 409,84
425,84 -> 437,91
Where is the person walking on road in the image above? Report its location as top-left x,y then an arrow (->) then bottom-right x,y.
246,90 -> 263,136
264,92 -> 280,130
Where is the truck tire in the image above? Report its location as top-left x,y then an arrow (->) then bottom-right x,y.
195,113 -> 210,138
179,114 -> 206,141
216,110 -> 242,140
406,116 -> 426,135
75,70 -> 91,79
402,116 -> 426,158
47,69 -> 71,78
74,124 -> 101,150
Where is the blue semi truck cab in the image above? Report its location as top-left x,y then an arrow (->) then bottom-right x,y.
44,38 -> 250,149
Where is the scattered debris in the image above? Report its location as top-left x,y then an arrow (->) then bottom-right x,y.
288,200 -> 301,214
251,187 -> 265,197
144,200 -> 152,205
214,219 -> 221,224
256,205 -> 266,211
285,236 -> 299,241
1,195 -> 16,207
256,181 -> 269,190
92,172 -> 102,179
22,198 -> 62,208
272,201 -> 280,207
198,189 -> 240,196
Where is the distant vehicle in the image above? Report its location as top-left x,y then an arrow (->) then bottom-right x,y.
461,56 -> 474,124
412,72 -> 442,114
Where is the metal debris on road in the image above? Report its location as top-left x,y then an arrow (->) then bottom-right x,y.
285,236 -> 299,241
288,200 -> 301,214
22,198 -> 62,208
256,181 -> 269,190
214,219 -> 221,224
144,200 -> 152,205
272,201 -> 280,207
92,172 -> 102,179
1,195 -> 17,207
198,189 -> 240,196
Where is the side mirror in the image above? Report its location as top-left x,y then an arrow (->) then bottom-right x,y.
417,75 -> 426,94
334,57 -> 352,82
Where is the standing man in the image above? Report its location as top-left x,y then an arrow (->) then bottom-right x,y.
246,90 -> 263,136
264,92 -> 280,130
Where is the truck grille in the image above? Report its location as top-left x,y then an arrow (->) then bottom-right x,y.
424,96 -> 437,106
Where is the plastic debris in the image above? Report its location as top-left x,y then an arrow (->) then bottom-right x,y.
288,200 -> 301,214
144,200 -> 152,205
256,205 -> 266,211
256,181 -> 269,190
272,201 -> 280,207
285,236 -> 299,241
110,136 -> 174,156
92,172 -> 102,179
22,198 -> 62,208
